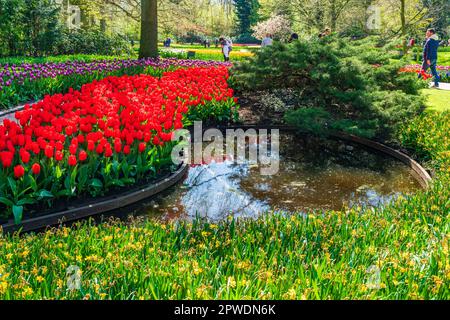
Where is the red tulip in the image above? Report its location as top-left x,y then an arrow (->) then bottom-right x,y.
69,144 -> 78,155
20,149 -> 31,164
31,163 -> 41,175
1,151 -> 13,168
68,155 -> 77,166
87,140 -> 95,151
14,165 -> 25,179
44,145 -> 54,159
55,151 -> 64,162
138,142 -> 146,153
79,150 -> 88,162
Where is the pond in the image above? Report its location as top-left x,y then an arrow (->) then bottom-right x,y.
132,133 -> 421,221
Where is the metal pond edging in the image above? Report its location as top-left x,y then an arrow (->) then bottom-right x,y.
0,101 -> 35,121
1,164 -> 189,234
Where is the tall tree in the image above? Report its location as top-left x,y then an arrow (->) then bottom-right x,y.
327,0 -> 353,31
400,0 -> 408,53
423,0 -> 450,37
375,0 -> 429,53
23,0 -> 62,56
234,0 -> 260,39
139,0 -> 158,58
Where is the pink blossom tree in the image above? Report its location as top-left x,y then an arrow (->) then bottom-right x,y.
252,15 -> 292,41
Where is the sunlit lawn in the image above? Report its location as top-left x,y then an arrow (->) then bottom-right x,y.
422,88 -> 450,112
438,52 -> 450,66
409,50 -> 450,66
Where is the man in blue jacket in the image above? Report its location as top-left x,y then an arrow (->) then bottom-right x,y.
420,28 -> 440,88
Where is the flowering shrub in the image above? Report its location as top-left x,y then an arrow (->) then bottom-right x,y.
0,66 -> 237,223
400,64 -> 450,83
0,58 -> 231,109
252,15 -> 292,41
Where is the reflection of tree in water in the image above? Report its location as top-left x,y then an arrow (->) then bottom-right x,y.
141,133 -> 421,221
181,162 -> 269,220
188,166 -> 232,189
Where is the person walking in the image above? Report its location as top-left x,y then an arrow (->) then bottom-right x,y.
261,34 -> 273,47
288,33 -> 299,43
319,27 -> 332,39
220,37 -> 231,62
420,28 -> 440,88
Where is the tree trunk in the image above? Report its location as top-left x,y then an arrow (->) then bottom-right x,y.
139,0 -> 158,59
330,0 -> 337,31
400,0 -> 408,55
100,19 -> 107,32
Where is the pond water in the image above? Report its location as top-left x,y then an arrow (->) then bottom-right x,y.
133,133 -> 421,221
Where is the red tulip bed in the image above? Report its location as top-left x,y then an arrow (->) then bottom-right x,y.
399,64 -> 450,82
0,66 -> 238,224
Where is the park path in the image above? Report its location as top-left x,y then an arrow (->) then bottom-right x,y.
437,82 -> 450,91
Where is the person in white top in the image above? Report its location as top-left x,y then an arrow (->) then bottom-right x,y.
261,34 -> 273,47
220,37 -> 232,61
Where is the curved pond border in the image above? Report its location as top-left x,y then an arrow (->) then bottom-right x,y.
0,101 -> 35,122
1,164 -> 189,234
213,124 -> 433,189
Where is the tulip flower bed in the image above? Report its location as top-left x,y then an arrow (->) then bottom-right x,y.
0,66 -> 238,224
400,64 -> 450,83
0,58 -> 232,109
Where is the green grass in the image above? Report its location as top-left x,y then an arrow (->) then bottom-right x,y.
422,89 -> 450,111
409,50 -> 450,66
438,52 -> 450,66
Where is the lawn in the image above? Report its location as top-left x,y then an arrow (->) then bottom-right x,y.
159,44 -> 256,61
410,50 -> 450,66
438,52 -> 450,66
422,89 -> 450,111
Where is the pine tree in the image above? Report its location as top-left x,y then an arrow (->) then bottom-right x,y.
234,0 -> 260,41
21,0 -> 62,56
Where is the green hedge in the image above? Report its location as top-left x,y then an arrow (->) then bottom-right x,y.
230,36 -> 426,140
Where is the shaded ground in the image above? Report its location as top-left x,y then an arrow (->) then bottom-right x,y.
236,90 -> 294,125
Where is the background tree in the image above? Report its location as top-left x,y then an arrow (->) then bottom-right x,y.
234,0 -> 260,42
0,0 -> 23,55
139,0 -> 158,58
288,0 -> 358,35
422,0 -> 450,38
258,0 -> 293,21
374,0 -> 429,54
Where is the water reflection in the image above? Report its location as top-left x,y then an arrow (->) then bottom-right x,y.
136,134 -> 421,221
